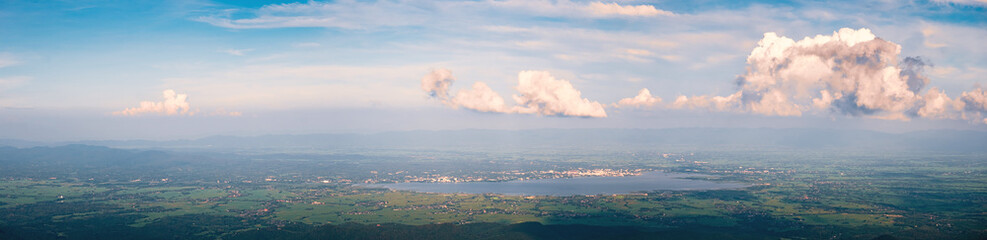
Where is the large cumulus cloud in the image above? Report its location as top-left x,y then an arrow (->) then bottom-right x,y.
736,28 -> 924,119
669,27 -> 985,123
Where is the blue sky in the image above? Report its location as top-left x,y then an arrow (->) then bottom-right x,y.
0,0 -> 985,140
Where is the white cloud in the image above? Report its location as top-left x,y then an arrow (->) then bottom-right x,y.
917,87 -> 961,119
959,87 -> 987,117
960,87 -> 987,123
196,1 -> 428,29
113,90 -> 244,117
422,69 -> 606,117
615,88 -> 661,108
653,27 -> 987,124
198,0 -> 674,30
586,2 -> 674,17
421,68 -> 510,113
670,91 -> 742,112
961,88 -> 987,112
452,82 -> 509,113
421,68 -> 455,105
472,25 -> 755,67
618,49 -> 655,62
512,70 -> 607,117
488,0 -> 673,19
114,89 -> 193,116
735,28 -> 923,118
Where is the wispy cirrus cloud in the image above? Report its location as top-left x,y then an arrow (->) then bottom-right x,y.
587,2 -> 673,17
489,0 -> 673,18
471,24 -> 754,66
196,1 -> 673,30
930,0 -> 987,6
195,1 -> 430,29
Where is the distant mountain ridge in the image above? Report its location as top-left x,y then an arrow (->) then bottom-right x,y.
2,128 -> 986,152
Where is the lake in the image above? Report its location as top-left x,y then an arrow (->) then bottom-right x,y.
366,171 -> 748,196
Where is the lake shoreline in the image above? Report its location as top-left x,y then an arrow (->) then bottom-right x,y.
361,171 -> 749,196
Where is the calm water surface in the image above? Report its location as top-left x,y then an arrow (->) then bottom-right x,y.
367,171 -> 747,196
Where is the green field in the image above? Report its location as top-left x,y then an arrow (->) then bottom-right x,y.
0,146 -> 985,239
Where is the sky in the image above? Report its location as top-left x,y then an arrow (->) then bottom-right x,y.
0,0 -> 986,141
